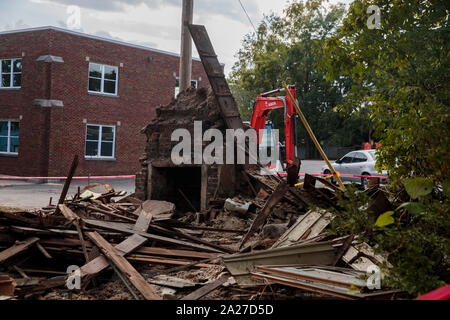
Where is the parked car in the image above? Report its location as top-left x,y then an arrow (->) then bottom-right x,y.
321,150 -> 388,188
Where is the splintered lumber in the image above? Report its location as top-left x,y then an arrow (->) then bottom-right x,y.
150,224 -> 234,254
86,231 -> 161,300
332,235 -> 355,266
239,182 -> 288,249
59,204 -> 89,262
55,154 -> 79,214
272,209 -> 333,248
181,275 -> 230,300
0,237 -> 40,263
79,233 -> 147,275
35,242 -> 52,259
149,275 -> 196,289
0,275 -> 16,296
87,205 -> 136,222
83,219 -> 226,253
126,255 -> 214,268
38,238 -> 219,260
133,209 -> 152,233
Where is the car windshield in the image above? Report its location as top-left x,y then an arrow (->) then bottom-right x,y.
368,150 -> 376,160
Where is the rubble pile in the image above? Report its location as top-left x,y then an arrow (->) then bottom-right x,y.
0,170 -> 403,300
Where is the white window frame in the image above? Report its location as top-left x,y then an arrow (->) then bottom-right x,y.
174,77 -> 198,97
0,120 -> 19,155
84,124 -> 116,159
0,58 -> 22,89
88,63 -> 118,95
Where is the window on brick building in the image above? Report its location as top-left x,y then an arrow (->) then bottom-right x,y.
88,63 -> 118,95
0,120 -> 19,155
85,124 -> 115,159
174,77 -> 198,97
0,59 -> 22,88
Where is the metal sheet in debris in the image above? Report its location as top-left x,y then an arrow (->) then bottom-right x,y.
222,241 -> 336,276
255,266 -> 367,289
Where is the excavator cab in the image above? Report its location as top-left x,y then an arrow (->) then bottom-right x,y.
250,85 -> 298,168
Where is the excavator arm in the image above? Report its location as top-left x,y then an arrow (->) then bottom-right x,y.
250,85 -> 297,166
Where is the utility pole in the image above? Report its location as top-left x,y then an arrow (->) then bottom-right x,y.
179,0 -> 193,92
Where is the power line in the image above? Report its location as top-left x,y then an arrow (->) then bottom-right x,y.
238,0 -> 257,34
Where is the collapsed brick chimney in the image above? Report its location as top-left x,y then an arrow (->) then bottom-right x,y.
135,87 -> 243,212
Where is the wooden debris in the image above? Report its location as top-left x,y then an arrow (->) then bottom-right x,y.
55,154 -> 79,214
272,209 -> 333,248
0,275 -> 16,296
239,182 -> 288,249
0,237 -> 40,264
181,275 -> 230,300
86,231 -> 161,300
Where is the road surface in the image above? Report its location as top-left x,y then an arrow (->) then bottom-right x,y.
0,160 -> 326,210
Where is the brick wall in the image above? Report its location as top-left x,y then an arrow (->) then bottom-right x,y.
0,28 -> 209,177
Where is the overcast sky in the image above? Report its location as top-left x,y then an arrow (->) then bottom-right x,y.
0,0 -> 350,75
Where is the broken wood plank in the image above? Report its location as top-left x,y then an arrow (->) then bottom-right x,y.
38,238 -> 219,260
181,275 -> 229,300
87,205 -> 136,222
35,242 -> 52,259
239,182 -> 288,249
332,235 -> 355,266
0,237 -> 40,264
83,219 -> 226,253
79,233 -> 147,275
13,265 -> 29,279
272,210 -> 333,248
150,224 -> 234,254
55,154 -> 79,214
149,275 -> 196,289
133,205 -> 154,233
127,255 -> 214,268
0,275 -> 16,296
58,205 -> 90,263
86,231 -> 161,300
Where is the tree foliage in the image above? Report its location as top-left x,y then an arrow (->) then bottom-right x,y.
322,0 -> 450,295
322,0 -> 449,183
229,0 -> 371,154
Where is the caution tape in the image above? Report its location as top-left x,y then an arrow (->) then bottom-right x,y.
0,175 -> 136,180
279,173 -> 389,179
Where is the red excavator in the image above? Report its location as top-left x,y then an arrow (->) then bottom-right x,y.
250,85 -> 297,168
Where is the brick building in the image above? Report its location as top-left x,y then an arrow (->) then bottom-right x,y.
0,26 -> 209,177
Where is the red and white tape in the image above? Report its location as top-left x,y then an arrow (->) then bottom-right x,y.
0,173 -> 388,180
0,175 -> 136,180
277,173 -> 389,179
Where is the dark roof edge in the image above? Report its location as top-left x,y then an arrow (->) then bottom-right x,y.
0,26 -> 225,66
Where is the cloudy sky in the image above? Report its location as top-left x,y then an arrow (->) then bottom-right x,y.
0,0 -> 349,75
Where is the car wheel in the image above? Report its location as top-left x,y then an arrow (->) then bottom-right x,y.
324,170 -> 336,185
361,173 -> 370,189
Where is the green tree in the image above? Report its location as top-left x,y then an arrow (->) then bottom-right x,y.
229,0 -> 370,156
322,0 -> 450,295
322,0 -> 449,182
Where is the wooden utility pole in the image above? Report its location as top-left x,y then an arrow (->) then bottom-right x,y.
179,0 -> 194,92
